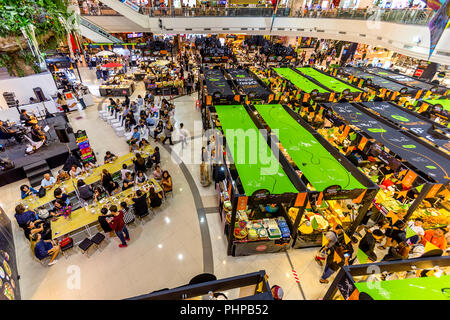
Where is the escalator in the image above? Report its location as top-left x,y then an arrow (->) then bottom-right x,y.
80,16 -> 122,43
97,0 -> 151,28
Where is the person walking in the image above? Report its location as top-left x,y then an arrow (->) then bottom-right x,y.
315,225 -> 344,266
108,205 -> 130,248
162,122 -> 174,145
179,123 -> 189,149
319,242 -> 349,284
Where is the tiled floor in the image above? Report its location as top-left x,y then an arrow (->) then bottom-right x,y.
1,67 -> 334,300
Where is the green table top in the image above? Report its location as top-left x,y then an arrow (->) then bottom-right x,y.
297,67 -> 362,93
255,104 -> 364,191
355,275 -> 450,300
424,99 -> 450,112
273,67 -> 329,93
215,105 -> 298,196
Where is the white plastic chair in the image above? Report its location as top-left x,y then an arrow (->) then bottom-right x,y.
106,110 -> 117,124
110,114 -> 122,127
98,103 -> 108,119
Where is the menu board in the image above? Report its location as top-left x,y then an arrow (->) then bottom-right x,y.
327,102 -> 450,184
364,67 -> 435,91
0,207 -> 20,300
204,69 -> 234,98
226,69 -> 270,98
342,66 -> 411,93
361,101 -> 450,152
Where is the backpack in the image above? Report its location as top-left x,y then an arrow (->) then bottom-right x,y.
38,186 -> 46,198
38,209 -> 50,219
59,237 -> 73,249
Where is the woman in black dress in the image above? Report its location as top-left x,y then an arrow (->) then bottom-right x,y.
149,186 -> 162,208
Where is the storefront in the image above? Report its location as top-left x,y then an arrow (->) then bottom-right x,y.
201,67 -> 238,128
248,103 -> 378,248
210,104 -> 307,256
311,102 -> 450,232
225,68 -> 273,102
208,102 -> 378,254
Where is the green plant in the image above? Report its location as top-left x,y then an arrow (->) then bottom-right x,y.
20,50 -> 40,73
0,0 -> 72,76
0,53 -> 15,75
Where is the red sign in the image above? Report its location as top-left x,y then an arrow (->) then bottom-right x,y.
414,69 -> 424,77
256,245 -> 268,252
237,197 -> 248,211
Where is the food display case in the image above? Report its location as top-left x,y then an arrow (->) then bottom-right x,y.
99,80 -> 135,97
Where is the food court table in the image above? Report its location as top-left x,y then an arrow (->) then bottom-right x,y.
51,179 -> 162,240
23,146 -> 154,210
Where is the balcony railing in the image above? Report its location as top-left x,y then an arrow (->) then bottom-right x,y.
80,2 -> 435,26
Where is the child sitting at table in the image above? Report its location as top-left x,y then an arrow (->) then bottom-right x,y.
51,199 -> 72,219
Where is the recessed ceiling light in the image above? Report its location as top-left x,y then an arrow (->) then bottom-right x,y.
178,254 -> 183,260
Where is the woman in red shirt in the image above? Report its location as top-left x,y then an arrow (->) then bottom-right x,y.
421,228 -> 447,250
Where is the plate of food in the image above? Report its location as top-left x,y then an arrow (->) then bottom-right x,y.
234,227 -> 248,239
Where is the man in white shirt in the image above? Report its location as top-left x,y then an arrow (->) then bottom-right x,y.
179,123 -> 190,149
41,173 -> 56,190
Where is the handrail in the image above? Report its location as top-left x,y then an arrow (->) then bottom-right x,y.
81,2 -> 435,26
79,17 -> 122,43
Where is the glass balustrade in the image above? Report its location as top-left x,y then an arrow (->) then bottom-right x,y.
79,1 -> 435,26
